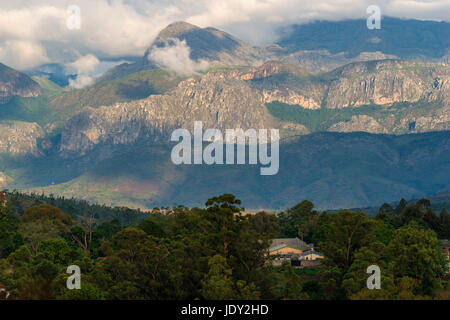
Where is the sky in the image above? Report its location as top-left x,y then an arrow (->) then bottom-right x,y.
0,0 -> 449,84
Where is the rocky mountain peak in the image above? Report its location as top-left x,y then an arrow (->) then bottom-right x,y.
0,63 -> 40,104
145,21 -> 263,66
155,21 -> 200,41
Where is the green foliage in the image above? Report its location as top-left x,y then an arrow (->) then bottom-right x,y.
0,208 -> 23,258
38,238 -> 72,265
0,193 -> 448,300
278,200 -> 318,241
58,282 -> 105,300
266,100 -> 443,134
319,210 -> 376,299
387,227 -> 446,296
266,102 -> 377,132
5,190 -> 145,225
271,262 -> 308,300
200,255 -> 235,300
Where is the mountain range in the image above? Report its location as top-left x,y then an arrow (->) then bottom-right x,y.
0,17 -> 449,210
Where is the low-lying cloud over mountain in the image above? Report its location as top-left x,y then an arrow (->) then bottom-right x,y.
1,0 -> 449,71
148,39 -> 210,76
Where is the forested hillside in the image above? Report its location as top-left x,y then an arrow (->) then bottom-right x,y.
0,193 -> 448,300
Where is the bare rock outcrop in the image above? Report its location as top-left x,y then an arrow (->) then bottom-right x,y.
0,63 -> 40,104
0,121 -> 44,155
60,70 -> 287,155
328,115 -> 388,133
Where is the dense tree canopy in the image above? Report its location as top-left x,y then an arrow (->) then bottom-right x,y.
0,192 -> 448,300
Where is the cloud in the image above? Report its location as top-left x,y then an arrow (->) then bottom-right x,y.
184,0 -> 450,44
66,54 -> 99,88
67,54 -> 99,74
0,1 -> 177,69
148,39 -> 209,76
68,74 -> 95,89
0,0 -> 449,70
0,40 -> 49,69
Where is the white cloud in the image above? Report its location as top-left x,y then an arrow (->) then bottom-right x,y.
0,40 -> 49,69
0,1 -> 177,69
66,54 -> 100,88
184,0 -> 450,44
0,0 -> 449,70
68,74 -> 95,89
148,39 -> 209,76
67,54 -> 99,74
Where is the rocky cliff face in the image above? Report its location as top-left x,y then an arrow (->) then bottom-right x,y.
0,121 -> 44,155
240,61 -> 325,109
325,60 -> 449,109
241,59 -> 450,111
0,63 -> 40,104
60,59 -> 450,155
328,104 -> 450,134
60,69 -> 305,155
328,115 -> 388,134
1,59 -> 448,159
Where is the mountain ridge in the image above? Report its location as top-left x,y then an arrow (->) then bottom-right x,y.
9,130 -> 448,210
0,19 -> 449,210
0,63 -> 41,104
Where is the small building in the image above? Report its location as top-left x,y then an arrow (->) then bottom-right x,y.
300,251 -> 324,261
268,238 -> 321,268
270,238 -> 312,250
268,238 -> 311,257
269,244 -> 304,256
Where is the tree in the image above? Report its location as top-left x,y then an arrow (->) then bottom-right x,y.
201,255 -> 235,300
57,283 -> 105,300
0,208 -> 23,258
278,200 -> 318,240
38,238 -> 72,265
319,210 -> 376,299
103,228 -> 179,299
375,203 -> 394,223
372,220 -> 394,245
248,211 -> 279,239
342,241 -> 396,299
139,216 -> 165,238
439,208 -> 450,239
387,227 -> 446,296
271,262 -> 307,300
21,205 -> 73,230
70,211 -> 96,253
19,220 -> 60,255
395,199 -> 408,215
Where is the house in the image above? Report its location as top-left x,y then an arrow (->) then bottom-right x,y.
300,250 -> 324,261
269,244 -> 304,256
268,238 -> 322,267
270,238 -> 313,251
